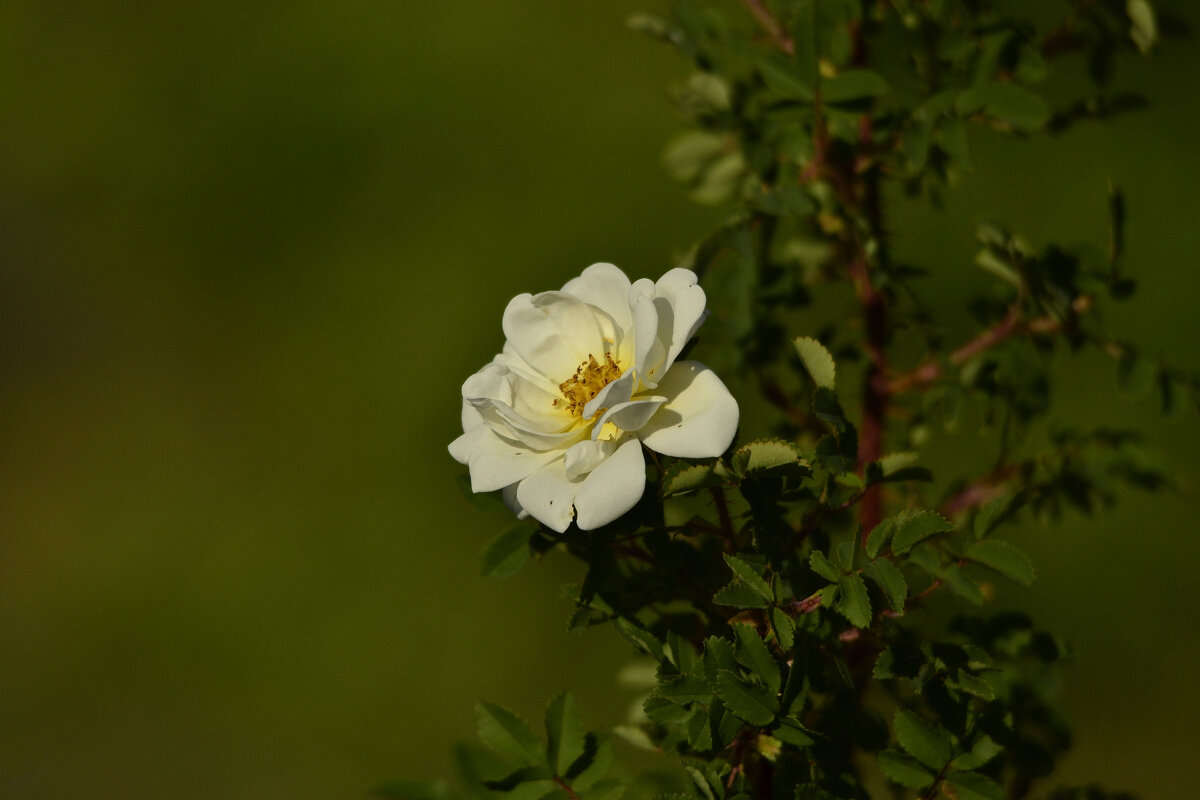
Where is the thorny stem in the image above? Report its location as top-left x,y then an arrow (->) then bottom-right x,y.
888,295 -> 1094,394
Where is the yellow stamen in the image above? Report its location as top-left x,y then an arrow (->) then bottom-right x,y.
558,352 -> 622,418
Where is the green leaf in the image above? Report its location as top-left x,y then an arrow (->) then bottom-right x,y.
964,539 -> 1036,586
822,69 -> 890,103
613,619 -> 663,659
972,493 -> 1024,539
952,669 -> 996,702
1116,349 -> 1157,398
716,669 -> 778,726
941,565 -> 984,605
772,719 -> 814,748
865,516 -> 895,560
663,461 -> 725,496
723,554 -> 774,602
477,702 -> 545,766
890,509 -> 954,554
687,706 -> 713,752
893,710 -> 952,770
864,559 -> 907,613
732,439 -> 803,476
956,81 -> 1049,132
545,693 -> 586,775
953,736 -> 1003,771
757,53 -> 815,101
944,771 -> 1004,800
835,574 -> 871,628
1128,0 -> 1158,54
794,336 -> 836,389
809,550 -> 842,582
567,734 -> 613,788
656,676 -> 715,705
771,607 -> 795,651
733,624 -> 782,693
876,750 -> 935,790
480,525 -> 534,578
714,582 -> 771,609
579,781 -> 624,800
663,131 -> 727,183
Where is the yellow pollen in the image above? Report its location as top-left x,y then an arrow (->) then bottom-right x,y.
557,352 -> 622,418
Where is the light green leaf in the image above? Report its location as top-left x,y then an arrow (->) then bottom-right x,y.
822,69 -> 890,103
794,336 -> 836,389
733,623 -> 782,693
973,493 -> 1024,539
732,439 -> 803,476
480,525 -> 534,578
723,554 -> 775,602
545,693 -> 586,775
894,710 -> 952,769
663,130 -> 727,183
890,509 -> 954,554
864,559 -> 907,613
714,582 -> 771,609
964,539 -> 1036,586
772,719 -> 814,747
876,750 -> 935,789
835,574 -> 871,628
662,461 -> 724,496
956,81 -> 1049,132
1128,0 -> 1158,54
477,702 -> 544,766
690,151 -> 746,206
716,669 -> 779,726
944,770 -> 1004,800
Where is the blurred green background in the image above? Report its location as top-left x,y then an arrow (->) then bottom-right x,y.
1,2 -> 1197,798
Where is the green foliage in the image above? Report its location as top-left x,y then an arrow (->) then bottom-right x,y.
429,2 -> 1197,800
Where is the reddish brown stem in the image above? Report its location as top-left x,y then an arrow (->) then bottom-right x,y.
554,777 -> 581,800
711,486 -> 736,548
739,0 -> 794,54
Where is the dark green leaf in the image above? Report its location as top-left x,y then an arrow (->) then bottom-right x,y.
714,582 -> 771,609
757,53 -> 815,101
481,525 -> 534,578
656,676 -> 715,705
772,719 -> 814,747
835,574 -> 871,628
662,461 -> 725,496
890,509 -> 954,554
822,69 -> 890,103
809,550 -> 841,581
953,736 -> 1003,771
477,702 -> 545,767
952,670 -> 996,701
794,336 -> 836,389
771,607 -> 795,651
733,623 -> 782,693
716,669 -> 779,726
864,559 -> 908,613
865,515 -> 896,560
578,781 -> 624,800
613,619 -> 663,659
972,493 -> 1024,539
941,565 -> 985,605
545,693 -> 586,775
944,771 -> 1004,800
956,81 -> 1049,132
876,750 -> 935,789
964,540 -> 1036,586
893,710 -> 952,770
723,554 -> 774,601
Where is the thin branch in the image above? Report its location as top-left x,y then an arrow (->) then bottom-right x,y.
739,0 -> 794,54
888,295 -> 1093,394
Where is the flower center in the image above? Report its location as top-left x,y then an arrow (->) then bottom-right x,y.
555,352 -> 622,418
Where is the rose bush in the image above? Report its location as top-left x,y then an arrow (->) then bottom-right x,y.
449,263 -> 739,532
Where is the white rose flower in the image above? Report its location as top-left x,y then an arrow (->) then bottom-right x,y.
449,263 -> 739,533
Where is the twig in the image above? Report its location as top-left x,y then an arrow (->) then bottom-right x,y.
739,0 -> 794,54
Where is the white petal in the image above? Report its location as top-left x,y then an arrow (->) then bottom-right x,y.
631,290 -> 667,388
461,399 -> 484,431
582,370 -> 635,421
502,291 -> 607,382
593,397 -> 667,438
640,360 -> 739,458
501,483 -> 529,520
573,438 -> 646,530
563,438 -> 616,480
516,459 -> 579,533
654,268 -> 709,373
452,425 -> 561,492
561,263 -> 634,332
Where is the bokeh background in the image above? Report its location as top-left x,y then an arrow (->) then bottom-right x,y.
2,1 -> 1198,798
